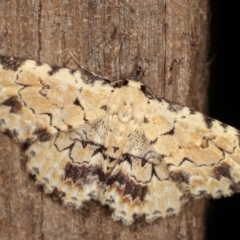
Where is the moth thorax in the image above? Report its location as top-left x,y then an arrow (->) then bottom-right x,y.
117,101 -> 133,123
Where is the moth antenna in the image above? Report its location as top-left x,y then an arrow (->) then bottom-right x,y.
69,51 -> 114,82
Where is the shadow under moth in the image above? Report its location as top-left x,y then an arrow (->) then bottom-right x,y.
1,55 -> 240,225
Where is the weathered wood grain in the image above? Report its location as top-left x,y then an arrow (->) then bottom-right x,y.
0,0 -> 209,239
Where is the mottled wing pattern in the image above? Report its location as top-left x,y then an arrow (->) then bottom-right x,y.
1,55 -> 240,225
102,95 -> 240,224
144,98 -> 240,198
0,55 -> 113,207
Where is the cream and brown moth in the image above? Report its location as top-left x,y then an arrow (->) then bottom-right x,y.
1,55 -> 240,225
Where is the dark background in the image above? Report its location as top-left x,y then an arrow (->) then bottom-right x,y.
206,0 -> 240,239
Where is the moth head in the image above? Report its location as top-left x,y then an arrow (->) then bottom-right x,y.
109,80 -> 148,123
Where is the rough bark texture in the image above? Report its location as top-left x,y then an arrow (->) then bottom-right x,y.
0,0 -> 209,239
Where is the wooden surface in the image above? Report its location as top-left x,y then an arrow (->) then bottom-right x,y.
0,0 -> 210,239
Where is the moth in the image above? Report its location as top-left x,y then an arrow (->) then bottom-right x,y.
1,55 -> 240,225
